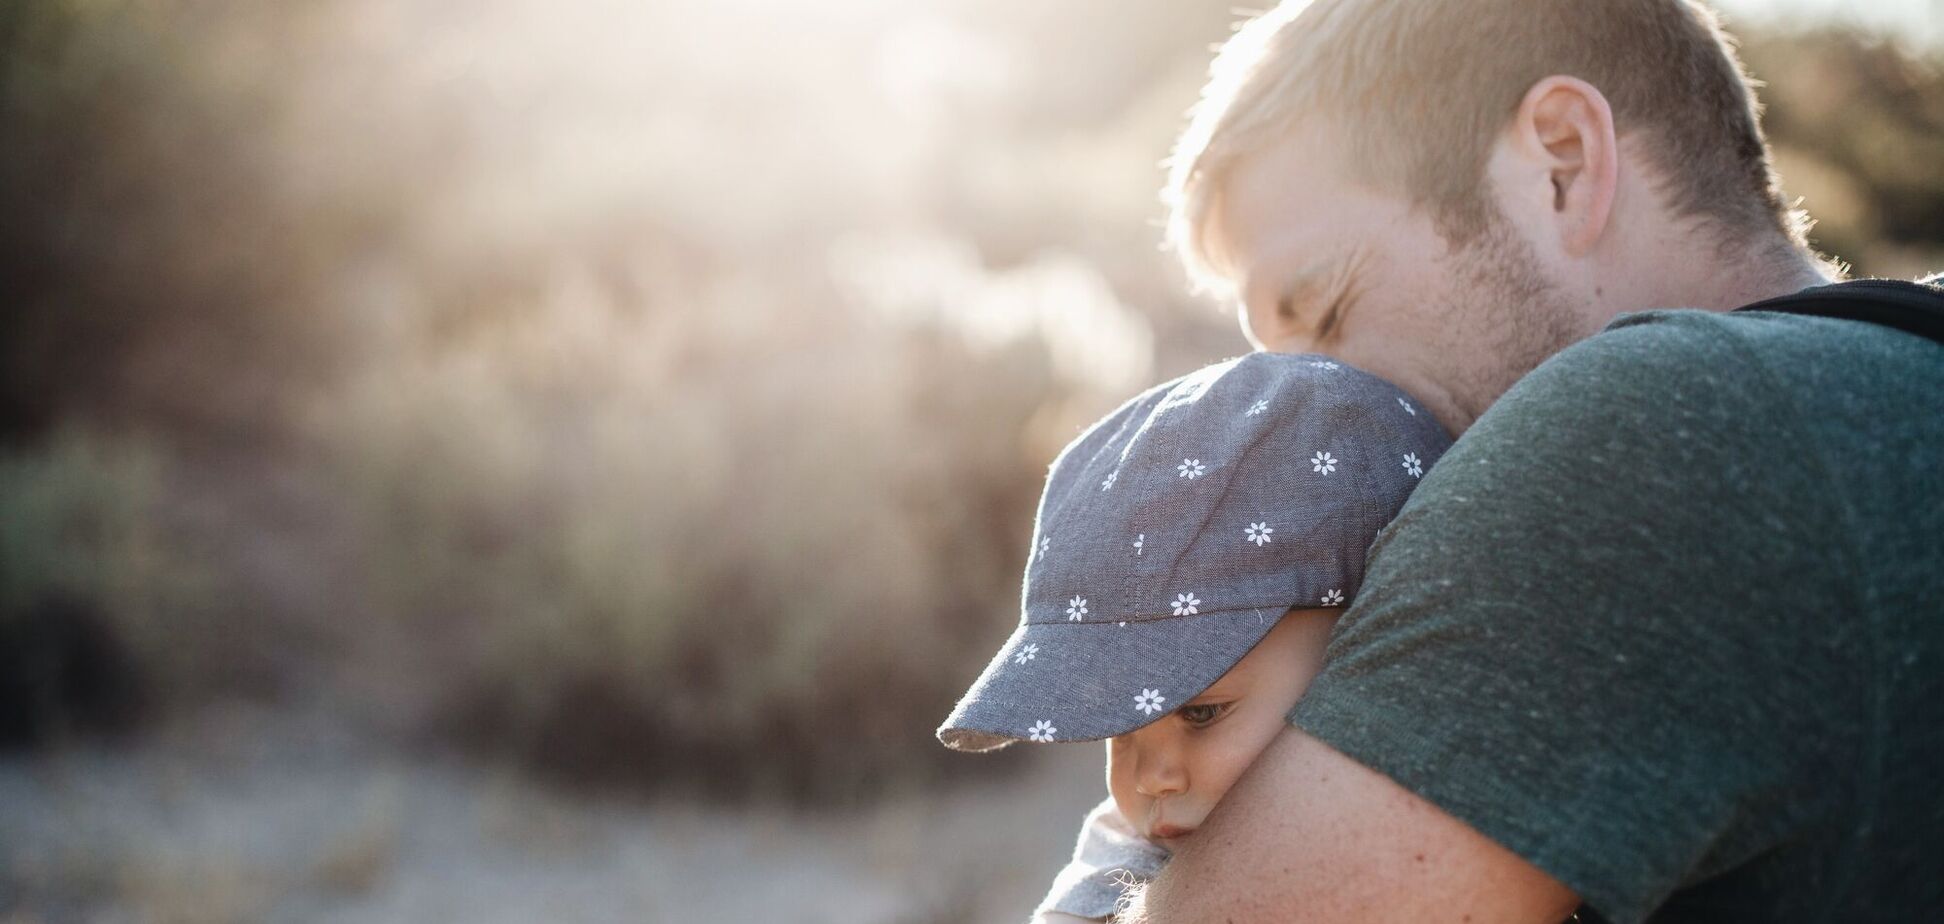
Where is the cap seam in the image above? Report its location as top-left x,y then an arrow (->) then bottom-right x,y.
1154,379 -> 1290,619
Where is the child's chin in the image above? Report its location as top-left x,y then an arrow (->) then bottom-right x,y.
1151,824 -> 1199,844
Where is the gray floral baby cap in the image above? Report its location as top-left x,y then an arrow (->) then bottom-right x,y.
936,353 -> 1452,751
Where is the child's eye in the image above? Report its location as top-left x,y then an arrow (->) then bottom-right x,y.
1177,702 -> 1232,728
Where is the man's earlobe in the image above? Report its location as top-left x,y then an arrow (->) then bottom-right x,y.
1517,76 -> 1618,257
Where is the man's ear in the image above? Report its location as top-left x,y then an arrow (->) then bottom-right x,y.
1507,76 -> 1619,258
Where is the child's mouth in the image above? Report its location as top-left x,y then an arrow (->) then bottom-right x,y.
1151,823 -> 1197,841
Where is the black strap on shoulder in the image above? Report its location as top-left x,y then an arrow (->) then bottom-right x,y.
1732,278 -> 1944,345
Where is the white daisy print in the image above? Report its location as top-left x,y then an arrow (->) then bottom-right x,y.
1402,452 -> 1424,478
1028,719 -> 1057,742
1132,534 -> 1144,556
1177,459 -> 1206,480
1397,396 -> 1417,416
1133,688 -> 1167,716
1067,596 -> 1090,621
1309,360 -> 1341,370
1100,469 -> 1118,491
1171,592 -> 1201,616
1036,537 -> 1050,561
1245,522 -> 1274,546
1246,399 -> 1270,417
1014,643 -> 1039,665
1312,451 -> 1338,475
1322,588 -> 1345,606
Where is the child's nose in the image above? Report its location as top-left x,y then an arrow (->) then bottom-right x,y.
1134,746 -> 1187,798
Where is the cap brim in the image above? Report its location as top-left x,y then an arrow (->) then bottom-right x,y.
936,607 -> 1286,752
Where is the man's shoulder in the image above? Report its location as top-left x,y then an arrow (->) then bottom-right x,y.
1409,306 -> 1922,539
1602,299 -> 1937,366
1545,305 -> 1870,392
1468,305 -> 1935,452
1448,310 -> 1781,462
1405,301 -> 1941,601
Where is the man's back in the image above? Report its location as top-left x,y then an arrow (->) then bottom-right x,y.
1289,297 -> 1944,922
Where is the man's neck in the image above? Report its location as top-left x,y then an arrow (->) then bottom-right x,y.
1614,235 -> 1836,320
1686,248 -> 1836,313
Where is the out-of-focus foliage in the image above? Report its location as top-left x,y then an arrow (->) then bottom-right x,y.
1744,29 -> 1944,277
0,429 -> 227,744
0,0 -> 1228,799
312,262 -> 1067,798
0,1 -> 389,440
1,0 -> 1939,801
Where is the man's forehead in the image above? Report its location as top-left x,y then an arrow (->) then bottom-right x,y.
1207,194 -> 1349,305
1204,128 -> 1363,286
1210,144 -> 1417,310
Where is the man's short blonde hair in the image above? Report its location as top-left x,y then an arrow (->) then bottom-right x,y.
1165,0 -> 1804,293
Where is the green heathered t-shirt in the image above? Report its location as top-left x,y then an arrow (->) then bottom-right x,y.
1290,305 -> 1944,923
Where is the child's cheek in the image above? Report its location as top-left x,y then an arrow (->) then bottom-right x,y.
1201,704 -> 1297,808
1196,729 -> 1260,807
1105,739 -> 1143,822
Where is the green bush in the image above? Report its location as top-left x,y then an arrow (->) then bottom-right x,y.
0,0 -> 386,439
0,429 -> 218,742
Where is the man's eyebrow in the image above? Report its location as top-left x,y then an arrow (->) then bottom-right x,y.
1268,258 -> 1344,319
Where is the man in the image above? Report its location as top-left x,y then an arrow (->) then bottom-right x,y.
1117,1 -> 1944,922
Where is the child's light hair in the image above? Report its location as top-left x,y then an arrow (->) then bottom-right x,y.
1163,0 -> 1809,298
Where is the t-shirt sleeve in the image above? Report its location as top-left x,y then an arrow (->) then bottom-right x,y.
1034,797 -> 1171,920
1289,312 -> 1860,924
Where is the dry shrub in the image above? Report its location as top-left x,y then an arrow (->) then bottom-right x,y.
309,247 -> 1097,800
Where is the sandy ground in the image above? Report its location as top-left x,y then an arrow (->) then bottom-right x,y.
0,707 -> 1105,924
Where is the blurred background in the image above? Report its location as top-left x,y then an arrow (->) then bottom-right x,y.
1,0 -> 1939,921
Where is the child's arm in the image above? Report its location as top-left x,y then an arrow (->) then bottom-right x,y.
1029,797 -> 1171,921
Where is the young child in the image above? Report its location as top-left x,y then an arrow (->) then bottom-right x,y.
936,351 -> 1452,921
